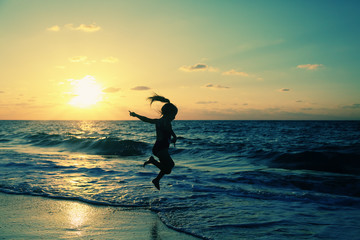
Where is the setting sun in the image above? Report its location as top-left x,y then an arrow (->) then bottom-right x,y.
0,0 -> 359,120
68,76 -> 103,108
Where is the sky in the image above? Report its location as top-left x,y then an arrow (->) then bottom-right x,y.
0,0 -> 359,120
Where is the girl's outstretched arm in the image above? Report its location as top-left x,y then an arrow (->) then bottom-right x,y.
129,111 -> 156,124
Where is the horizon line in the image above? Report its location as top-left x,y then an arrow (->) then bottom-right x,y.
0,119 -> 359,121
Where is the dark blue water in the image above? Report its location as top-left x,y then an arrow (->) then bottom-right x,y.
0,120 -> 360,239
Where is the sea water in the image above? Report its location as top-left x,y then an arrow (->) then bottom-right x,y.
0,120 -> 359,240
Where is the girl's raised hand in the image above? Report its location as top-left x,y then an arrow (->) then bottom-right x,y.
129,111 -> 136,117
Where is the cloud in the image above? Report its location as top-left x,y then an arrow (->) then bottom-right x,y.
48,23 -> 101,32
69,56 -> 118,64
131,86 -> 151,91
222,69 -> 249,77
65,23 -> 101,32
179,63 -> 211,72
103,87 -> 120,93
0,91 -> 4,94
297,64 -> 323,70
205,84 -> 230,89
222,69 -> 262,80
77,23 -> 101,32
343,103 -> 360,109
196,101 -> 218,104
69,56 -> 88,63
47,25 -> 60,32
101,57 -> 119,63
279,88 -> 290,92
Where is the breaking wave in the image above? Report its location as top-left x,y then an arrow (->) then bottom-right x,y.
25,132 -> 149,156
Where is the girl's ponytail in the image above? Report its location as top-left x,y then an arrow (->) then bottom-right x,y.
148,94 -> 170,105
148,93 -> 178,117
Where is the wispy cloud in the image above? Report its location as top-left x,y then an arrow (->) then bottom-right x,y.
179,63 -> 218,72
131,86 -> 151,91
222,69 -> 249,77
279,88 -> 291,92
47,23 -> 101,32
196,101 -> 218,104
101,57 -> 119,63
204,84 -> 230,89
179,63 -> 208,72
297,64 -> 323,70
65,23 -> 101,32
69,56 -> 88,63
0,91 -> 4,94
68,56 -> 96,64
343,103 -> 360,109
68,56 -> 118,64
47,25 -> 60,32
222,69 -> 263,80
103,87 -> 120,93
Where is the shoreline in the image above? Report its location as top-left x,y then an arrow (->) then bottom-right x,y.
0,192 -> 200,239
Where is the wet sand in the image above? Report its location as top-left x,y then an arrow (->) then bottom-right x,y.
0,193 -> 199,239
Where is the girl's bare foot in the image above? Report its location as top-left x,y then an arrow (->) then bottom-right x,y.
143,156 -> 155,167
152,179 -> 160,190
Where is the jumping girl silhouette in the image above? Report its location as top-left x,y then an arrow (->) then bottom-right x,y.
129,94 -> 178,190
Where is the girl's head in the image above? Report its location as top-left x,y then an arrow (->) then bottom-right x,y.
148,94 -> 178,120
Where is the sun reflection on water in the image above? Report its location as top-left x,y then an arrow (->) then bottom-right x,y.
66,202 -> 91,236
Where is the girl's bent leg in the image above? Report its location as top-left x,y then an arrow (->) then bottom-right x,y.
147,150 -> 174,190
143,156 -> 156,167
144,156 -> 164,170
157,150 -> 175,174
152,171 -> 165,190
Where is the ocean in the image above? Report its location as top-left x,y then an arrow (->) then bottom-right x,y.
0,120 -> 359,239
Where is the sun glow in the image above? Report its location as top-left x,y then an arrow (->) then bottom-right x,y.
69,76 -> 103,108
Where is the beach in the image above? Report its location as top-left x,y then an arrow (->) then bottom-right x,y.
1,120 -> 360,239
0,193 -> 199,239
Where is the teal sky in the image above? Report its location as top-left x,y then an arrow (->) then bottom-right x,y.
0,0 -> 359,120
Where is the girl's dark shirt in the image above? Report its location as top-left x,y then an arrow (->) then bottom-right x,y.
152,118 -> 171,155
